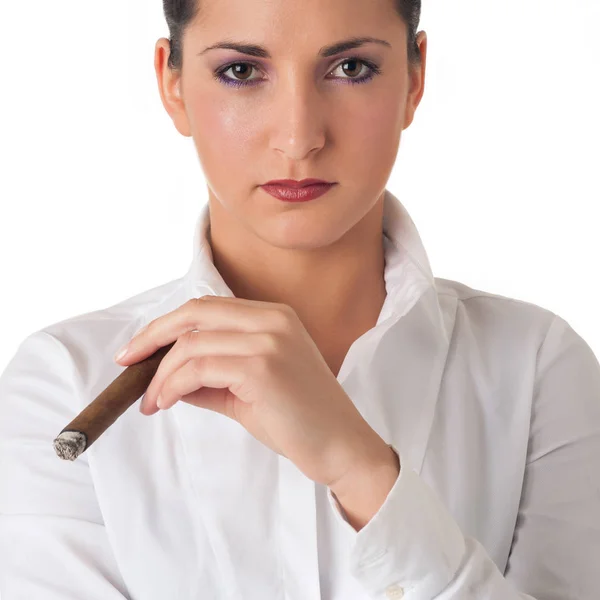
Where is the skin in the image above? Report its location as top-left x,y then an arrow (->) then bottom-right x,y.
154,0 -> 427,375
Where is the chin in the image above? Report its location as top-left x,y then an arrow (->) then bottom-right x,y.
255,218 -> 350,252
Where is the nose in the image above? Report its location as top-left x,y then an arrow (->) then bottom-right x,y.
270,72 -> 327,160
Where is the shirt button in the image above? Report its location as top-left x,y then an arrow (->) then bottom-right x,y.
385,584 -> 405,598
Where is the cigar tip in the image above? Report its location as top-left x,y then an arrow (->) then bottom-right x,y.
53,431 -> 87,461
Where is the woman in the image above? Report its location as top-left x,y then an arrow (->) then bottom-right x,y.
0,0 -> 599,598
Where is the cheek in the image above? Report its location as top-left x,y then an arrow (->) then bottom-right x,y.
337,93 -> 404,181
352,93 -> 403,148
188,95 -> 259,160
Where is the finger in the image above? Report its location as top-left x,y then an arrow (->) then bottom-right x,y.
139,392 -> 161,416
116,297 -> 287,365
116,297 -> 214,365
157,355 -> 247,411
144,330 -> 274,406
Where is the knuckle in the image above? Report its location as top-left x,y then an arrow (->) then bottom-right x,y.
181,329 -> 197,344
187,297 -> 205,311
259,332 -> 282,355
190,356 -> 206,375
271,307 -> 294,332
278,303 -> 295,316
174,332 -> 193,352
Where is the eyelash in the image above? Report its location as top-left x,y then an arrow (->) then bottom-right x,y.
212,57 -> 382,89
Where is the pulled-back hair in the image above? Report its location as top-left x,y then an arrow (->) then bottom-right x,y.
162,0 -> 422,70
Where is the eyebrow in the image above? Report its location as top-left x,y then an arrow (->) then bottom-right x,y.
197,36 -> 392,59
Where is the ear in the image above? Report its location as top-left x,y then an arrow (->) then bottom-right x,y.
154,38 -> 192,138
403,30 -> 428,130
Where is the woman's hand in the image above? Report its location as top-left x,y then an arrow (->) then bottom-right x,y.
114,295 -> 390,489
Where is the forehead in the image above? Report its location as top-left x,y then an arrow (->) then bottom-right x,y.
188,0 -> 403,54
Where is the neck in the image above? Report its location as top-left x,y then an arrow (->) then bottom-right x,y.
206,191 -> 387,338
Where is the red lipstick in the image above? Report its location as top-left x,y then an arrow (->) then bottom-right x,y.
260,179 -> 337,202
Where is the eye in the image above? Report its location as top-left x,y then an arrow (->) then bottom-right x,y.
214,62 -> 262,87
213,57 -> 381,89
328,58 -> 382,85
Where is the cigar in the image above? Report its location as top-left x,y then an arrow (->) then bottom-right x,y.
53,341 -> 176,461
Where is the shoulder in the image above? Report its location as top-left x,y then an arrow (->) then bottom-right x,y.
9,276 -> 190,410
435,276 -> 557,345
431,277 -> 569,398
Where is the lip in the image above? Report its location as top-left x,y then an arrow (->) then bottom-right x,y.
260,182 -> 336,202
262,178 -> 335,188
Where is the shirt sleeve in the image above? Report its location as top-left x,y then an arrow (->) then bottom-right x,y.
327,314 -> 600,599
0,330 -> 131,599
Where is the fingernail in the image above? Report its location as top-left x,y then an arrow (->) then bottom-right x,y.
114,344 -> 129,362
157,393 -> 165,409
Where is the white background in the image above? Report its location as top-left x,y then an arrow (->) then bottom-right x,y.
0,0 -> 599,370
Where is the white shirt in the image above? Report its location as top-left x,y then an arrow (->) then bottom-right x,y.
1,188 -> 599,600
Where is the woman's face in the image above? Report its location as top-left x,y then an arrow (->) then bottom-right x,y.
156,0 -> 427,250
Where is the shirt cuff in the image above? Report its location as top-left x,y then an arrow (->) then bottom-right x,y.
327,444 -> 466,599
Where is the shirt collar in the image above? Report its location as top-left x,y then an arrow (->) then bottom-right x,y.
184,188 -> 436,321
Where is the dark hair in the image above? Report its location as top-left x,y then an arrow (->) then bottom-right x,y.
163,0 -> 422,71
